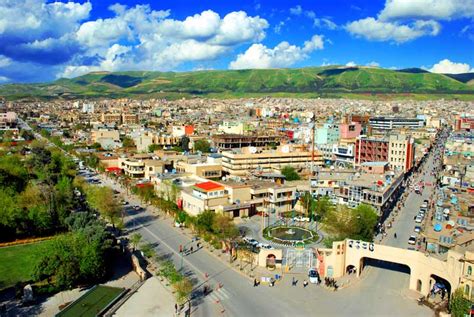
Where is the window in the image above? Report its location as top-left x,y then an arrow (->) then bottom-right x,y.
465,284 -> 470,296
468,266 -> 472,276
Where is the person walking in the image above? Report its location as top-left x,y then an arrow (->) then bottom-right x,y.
175,303 -> 179,314
394,233 -> 397,239
303,280 -> 308,288
253,278 -> 258,287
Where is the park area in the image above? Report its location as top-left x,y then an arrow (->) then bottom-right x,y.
56,285 -> 125,317
0,240 -> 52,290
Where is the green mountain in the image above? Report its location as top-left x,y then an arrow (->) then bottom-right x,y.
1,66 -> 473,100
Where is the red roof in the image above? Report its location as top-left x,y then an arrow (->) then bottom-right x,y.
194,181 -> 223,192
106,167 -> 122,172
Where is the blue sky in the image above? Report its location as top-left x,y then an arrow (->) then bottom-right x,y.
0,0 -> 473,83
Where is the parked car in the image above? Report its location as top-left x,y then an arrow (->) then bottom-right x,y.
122,201 -> 128,205
414,226 -> 422,233
408,235 -> 417,245
415,215 -> 423,223
243,237 -> 259,246
133,205 -> 142,211
308,269 -> 320,284
257,243 -> 274,250
293,216 -> 310,222
174,221 -> 184,228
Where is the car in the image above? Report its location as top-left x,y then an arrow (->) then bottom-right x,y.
174,222 -> 184,228
293,216 -> 310,222
308,269 -> 320,284
257,243 -> 274,250
415,215 -> 423,223
408,235 -> 417,245
122,201 -> 128,205
133,205 -> 142,211
243,237 -> 259,246
414,226 -> 422,233
414,186 -> 421,194
421,202 -> 428,209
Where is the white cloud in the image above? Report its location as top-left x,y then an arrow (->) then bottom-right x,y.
367,61 -> 380,67
0,55 -> 11,68
314,18 -> 338,30
346,17 -> 440,43
379,0 -> 474,21
346,61 -> 357,67
290,5 -> 303,16
0,76 -> 9,83
274,21 -> 285,34
429,59 -> 473,73
229,35 -> 324,69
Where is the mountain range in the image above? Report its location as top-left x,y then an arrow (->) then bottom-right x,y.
1,66 -> 474,100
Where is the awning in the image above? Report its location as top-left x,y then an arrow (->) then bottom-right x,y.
106,167 -> 122,172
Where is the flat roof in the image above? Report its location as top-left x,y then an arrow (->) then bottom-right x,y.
193,181 -> 224,192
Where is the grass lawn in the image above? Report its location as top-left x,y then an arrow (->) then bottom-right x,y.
57,285 -> 125,317
0,240 -> 52,290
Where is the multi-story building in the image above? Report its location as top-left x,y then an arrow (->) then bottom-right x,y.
454,114 -> 474,132
0,112 -> 17,130
354,136 -> 389,166
182,181 -> 228,216
122,113 -> 139,125
172,125 -> 194,137
101,113 -> 122,125
388,134 -> 415,173
316,123 -> 340,145
221,145 -> 323,176
369,116 -> 425,131
339,122 -> 362,140
212,134 -> 281,150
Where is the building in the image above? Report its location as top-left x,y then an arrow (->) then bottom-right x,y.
336,170 -> 404,220
101,113 -> 122,125
182,181 -> 228,216
454,114 -> 474,132
122,113 -> 139,125
90,129 -> 121,150
332,144 -> 355,167
388,134 -> 415,173
369,116 -> 425,131
172,125 -> 194,137
221,145 -> 323,176
316,123 -> 340,145
354,136 -> 389,166
339,122 -> 362,140
0,112 -> 17,130
176,160 -> 222,179
212,134 -> 281,150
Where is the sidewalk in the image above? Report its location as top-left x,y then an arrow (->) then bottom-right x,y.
114,277 -> 176,317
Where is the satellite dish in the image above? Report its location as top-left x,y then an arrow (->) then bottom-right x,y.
236,199 -> 241,205
281,145 -> 290,153
249,147 -> 257,154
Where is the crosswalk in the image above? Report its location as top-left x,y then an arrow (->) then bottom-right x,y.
206,287 -> 231,303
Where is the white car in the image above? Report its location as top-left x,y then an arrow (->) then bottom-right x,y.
293,216 -> 310,222
408,235 -> 417,245
415,215 -> 423,223
243,237 -> 259,246
308,269 -> 320,284
420,202 -> 428,209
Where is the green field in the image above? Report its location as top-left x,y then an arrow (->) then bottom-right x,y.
0,240 -> 52,289
1,66 -> 473,100
57,285 -> 124,317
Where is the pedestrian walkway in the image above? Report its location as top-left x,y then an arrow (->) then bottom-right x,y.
206,287 -> 231,303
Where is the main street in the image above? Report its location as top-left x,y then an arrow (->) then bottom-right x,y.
101,171 -> 432,317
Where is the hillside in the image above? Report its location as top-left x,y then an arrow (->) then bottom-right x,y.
1,66 -> 473,100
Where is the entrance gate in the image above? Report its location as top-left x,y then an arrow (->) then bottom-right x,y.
285,249 -> 315,272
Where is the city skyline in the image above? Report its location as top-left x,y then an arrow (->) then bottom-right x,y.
0,0 -> 473,83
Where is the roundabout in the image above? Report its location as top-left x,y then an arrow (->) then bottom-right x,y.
263,225 -> 319,247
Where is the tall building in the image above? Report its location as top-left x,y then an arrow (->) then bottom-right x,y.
354,136 -> 389,166
315,123 -> 340,145
388,134 -> 415,173
369,116 -> 425,131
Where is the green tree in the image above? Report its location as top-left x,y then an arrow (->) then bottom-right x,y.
173,278 -> 193,305
193,139 -> 211,153
300,192 -> 315,218
314,196 -> 334,221
281,166 -> 300,181
351,204 -> 378,241
130,233 -> 142,251
85,186 -> 122,228
148,144 -> 163,153
122,136 -> 135,148
449,288 -> 472,317
195,210 -> 215,233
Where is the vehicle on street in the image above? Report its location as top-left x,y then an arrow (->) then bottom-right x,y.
258,243 -> 274,250
408,235 -> 417,245
293,215 -> 310,222
122,201 -> 128,205
421,202 -> 428,209
133,205 -> 141,211
175,221 -> 184,228
414,226 -> 422,233
243,237 -> 259,246
414,186 -> 421,194
308,269 -> 320,284
415,215 -> 423,223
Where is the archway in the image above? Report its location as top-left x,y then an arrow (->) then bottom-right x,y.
346,265 -> 356,275
429,274 -> 451,301
359,257 -> 411,275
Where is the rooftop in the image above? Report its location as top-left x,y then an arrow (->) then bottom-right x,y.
193,181 -> 224,192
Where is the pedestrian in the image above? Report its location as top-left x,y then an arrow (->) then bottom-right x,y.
303,280 -> 308,288
190,246 -> 194,254
175,303 -> 178,314
254,278 -> 258,287
179,245 -> 183,253
394,233 -> 397,239
292,277 -> 296,286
